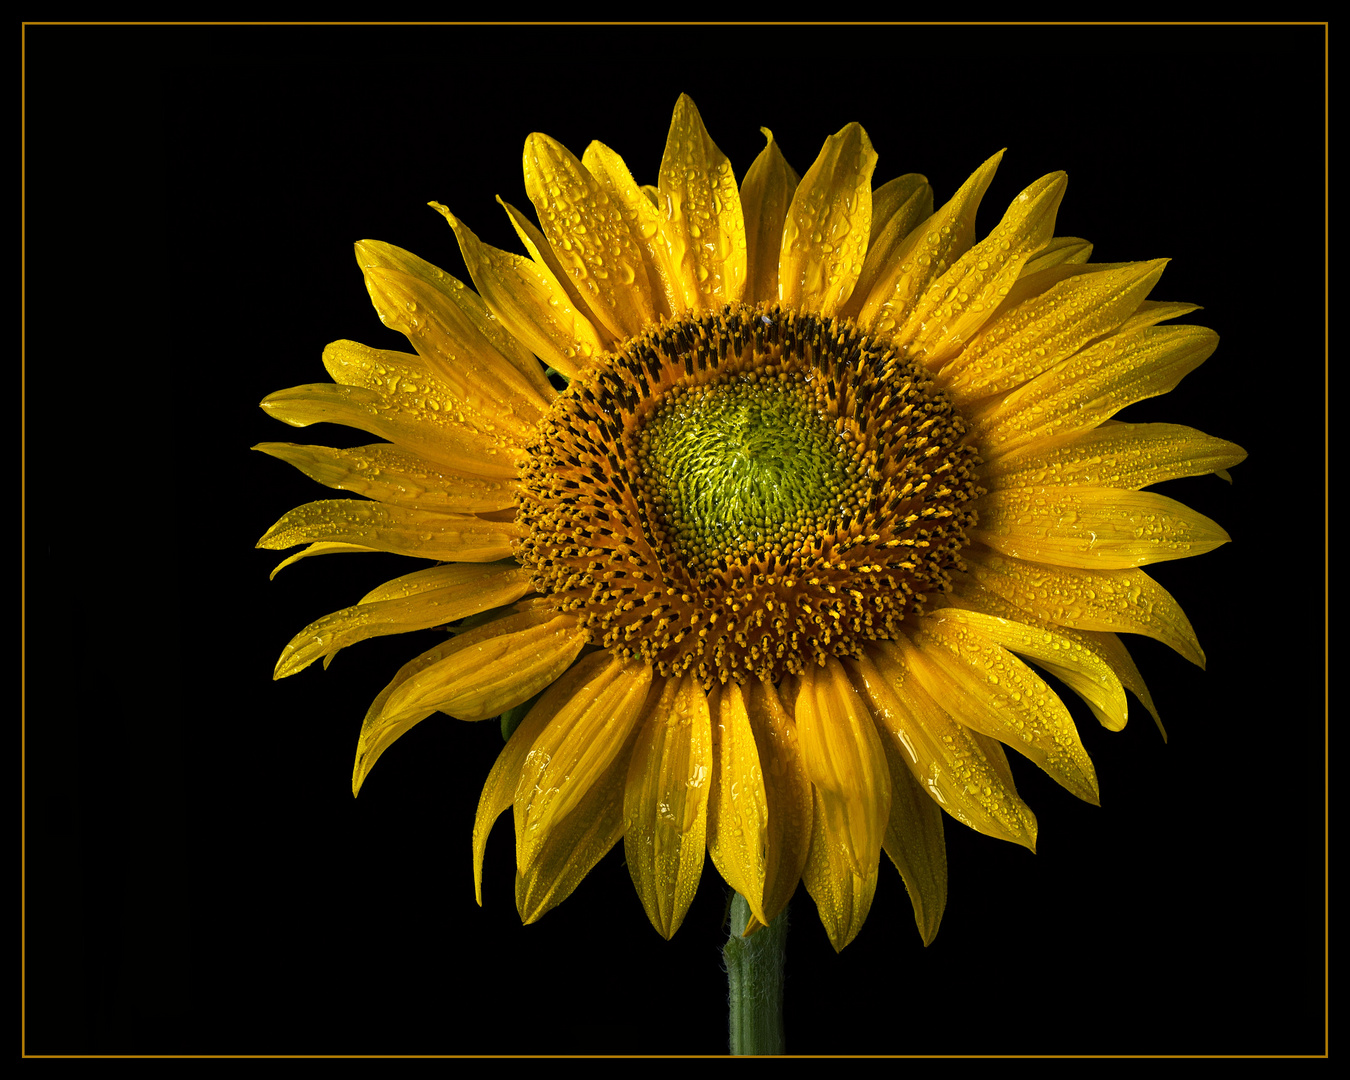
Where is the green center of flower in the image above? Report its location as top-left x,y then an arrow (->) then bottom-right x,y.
642,374 -> 865,572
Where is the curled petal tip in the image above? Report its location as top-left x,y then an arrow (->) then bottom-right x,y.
352,754 -> 371,798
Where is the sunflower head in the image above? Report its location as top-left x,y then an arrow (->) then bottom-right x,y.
257,94 -> 1244,951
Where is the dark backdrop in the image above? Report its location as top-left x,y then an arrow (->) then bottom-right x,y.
24,22 -> 1326,1056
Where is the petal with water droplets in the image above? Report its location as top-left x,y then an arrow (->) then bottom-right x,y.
800,782 -> 878,953
261,373 -> 525,479
354,238 -> 557,403
256,498 -> 522,562
793,658 -> 890,880
929,606 -> 1129,732
878,718 -> 947,947
849,644 -> 1038,852
740,127 -> 799,308
841,171 -> 931,321
778,122 -> 876,316
655,94 -> 746,314
742,678 -> 813,932
907,616 -> 1101,806
894,171 -> 1067,367
707,682 -> 771,929
580,143 -> 680,321
523,132 -> 656,339
379,609 -> 585,724
253,441 -> 519,514
939,259 -> 1170,402
473,651 -> 613,904
973,485 -> 1231,569
435,203 -> 604,380
857,150 -> 1004,335
272,562 -> 533,679
359,264 -> 544,441
959,547 -> 1207,668
969,324 -> 1219,457
513,654 -> 653,878
983,420 -> 1246,491
623,674 -> 712,939
352,609 -> 577,795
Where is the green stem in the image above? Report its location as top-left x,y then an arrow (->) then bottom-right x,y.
723,892 -> 788,1055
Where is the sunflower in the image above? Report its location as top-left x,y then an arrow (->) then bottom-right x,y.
256,94 -> 1244,951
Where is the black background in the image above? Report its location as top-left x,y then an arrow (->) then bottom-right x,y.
24,22 -> 1327,1056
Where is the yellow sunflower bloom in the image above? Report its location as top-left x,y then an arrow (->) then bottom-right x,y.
256,94 -> 1244,952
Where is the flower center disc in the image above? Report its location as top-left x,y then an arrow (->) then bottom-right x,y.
642,374 -> 865,575
516,305 -> 983,687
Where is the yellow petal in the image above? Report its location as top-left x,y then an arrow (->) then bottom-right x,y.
513,655 -> 654,876
496,195 -> 625,351
857,150 -> 1004,334
1023,235 -> 1093,273
354,242 -> 549,420
1080,629 -> 1167,739
267,541 -> 379,579
801,784 -> 878,952
256,498 -> 522,562
778,122 -> 877,316
896,171 -> 1068,367
1116,298 -> 1202,334
433,203 -> 604,380
878,719 -> 948,947
513,761 -> 627,924
841,171 -> 932,321
358,264 -> 544,442
969,324 -> 1219,457
623,674 -> 713,939
656,94 -> 747,313
261,376 -> 524,480
966,728 -> 1028,817
740,127 -> 799,308
928,606 -> 1128,732
353,237 -> 557,404
960,547 -> 1206,668
580,143 -> 680,320
973,485 -> 1231,569
272,562 -> 533,679
793,658 -> 890,879
382,608 -> 585,723
943,574 -> 1172,737
252,441 -> 518,514
472,650 -> 611,904
743,678 -> 813,927
982,420 -> 1247,492
867,172 -> 932,250
939,259 -> 1170,401
707,683 -> 771,928
515,709 -> 645,925
351,644 -> 452,797
351,609 -> 570,795
907,617 -> 1100,805
849,645 -> 1038,851
318,336 -> 438,393
523,132 -> 657,339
